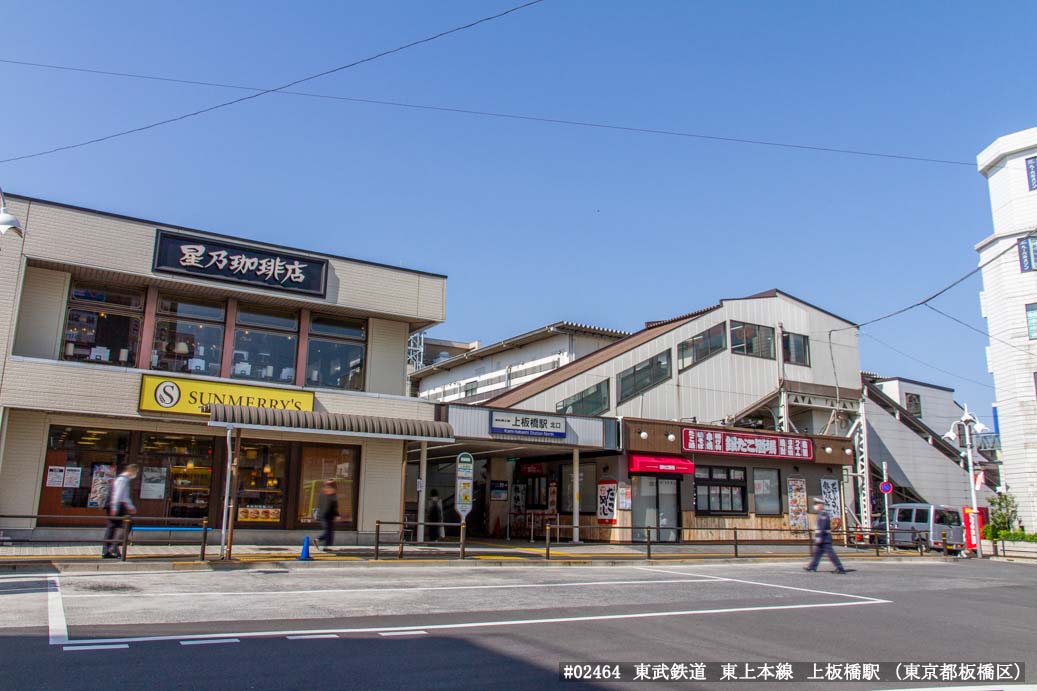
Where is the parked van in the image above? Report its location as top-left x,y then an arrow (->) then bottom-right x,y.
872,503 -> 965,552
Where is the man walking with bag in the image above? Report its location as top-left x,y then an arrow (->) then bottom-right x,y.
102,464 -> 138,559
805,496 -> 847,574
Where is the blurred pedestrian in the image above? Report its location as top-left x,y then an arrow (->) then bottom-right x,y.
805,497 -> 847,574
315,480 -> 339,550
428,489 -> 445,541
102,464 -> 139,559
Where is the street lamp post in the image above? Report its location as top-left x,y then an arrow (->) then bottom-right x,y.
0,187 -> 24,237
944,406 -> 988,558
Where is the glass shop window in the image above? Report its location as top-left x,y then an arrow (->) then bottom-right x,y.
62,283 -> 144,366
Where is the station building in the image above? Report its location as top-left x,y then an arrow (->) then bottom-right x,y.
0,193 -> 453,541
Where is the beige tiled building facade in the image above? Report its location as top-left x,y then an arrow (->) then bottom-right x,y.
0,194 -> 449,541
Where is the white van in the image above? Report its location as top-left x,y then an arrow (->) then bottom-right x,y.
872,503 -> 965,552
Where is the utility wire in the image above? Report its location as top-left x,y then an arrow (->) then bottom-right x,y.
0,0 -> 545,165
861,332 -> 994,390
0,55 -> 976,169
925,303 -> 1035,356
835,229 -> 1037,332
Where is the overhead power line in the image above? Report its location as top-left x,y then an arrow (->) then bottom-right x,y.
0,0 -> 545,165
924,303 -> 1035,356
0,56 -> 976,169
835,229 -> 1037,332
861,333 -> 994,390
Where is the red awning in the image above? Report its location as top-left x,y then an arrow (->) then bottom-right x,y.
629,455 -> 695,475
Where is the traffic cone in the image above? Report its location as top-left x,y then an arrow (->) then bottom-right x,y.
298,535 -> 313,561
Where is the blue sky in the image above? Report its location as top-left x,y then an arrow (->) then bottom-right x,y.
3,0 -> 1034,425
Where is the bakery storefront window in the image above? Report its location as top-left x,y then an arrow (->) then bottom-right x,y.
151,295 -> 225,376
297,445 -> 359,529
63,283 -> 144,366
232,306 -> 299,383
236,442 -> 288,526
41,427 -> 131,517
138,434 -> 215,519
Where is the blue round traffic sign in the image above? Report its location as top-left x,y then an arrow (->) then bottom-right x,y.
879,481 -> 893,495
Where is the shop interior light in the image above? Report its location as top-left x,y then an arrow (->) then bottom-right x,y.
0,186 -> 23,237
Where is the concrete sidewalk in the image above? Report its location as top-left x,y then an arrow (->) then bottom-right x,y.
0,535 -> 945,570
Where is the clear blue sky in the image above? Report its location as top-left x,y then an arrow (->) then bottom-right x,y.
3,1 -> 1034,425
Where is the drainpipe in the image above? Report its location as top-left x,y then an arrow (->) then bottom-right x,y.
572,447 -> 581,544
220,427 -> 235,559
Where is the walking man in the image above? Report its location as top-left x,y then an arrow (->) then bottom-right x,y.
805,496 -> 846,574
102,464 -> 138,559
314,480 -> 339,550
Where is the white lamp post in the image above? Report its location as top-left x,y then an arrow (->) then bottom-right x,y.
943,405 -> 989,557
0,187 -> 24,237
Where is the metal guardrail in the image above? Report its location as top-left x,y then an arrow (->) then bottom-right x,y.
374,520 -> 467,560
0,514 -> 210,562
543,524 -> 940,561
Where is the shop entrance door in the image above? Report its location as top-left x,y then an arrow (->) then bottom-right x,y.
657,478 -> 679,542
631,475 -> 680,543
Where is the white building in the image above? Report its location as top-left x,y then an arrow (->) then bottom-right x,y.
411,321 -> 628,404
977,127 -> 1037,529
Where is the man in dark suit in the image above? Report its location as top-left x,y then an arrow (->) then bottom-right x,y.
805,497 -> 847,574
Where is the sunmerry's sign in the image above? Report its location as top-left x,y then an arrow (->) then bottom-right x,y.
139,374 -> 315,417
682,427 -> 814,460
152,229 -> 329,296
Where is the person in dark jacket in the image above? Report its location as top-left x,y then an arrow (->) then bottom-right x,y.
427,489 -> 445,541
805,497 -> 847,573
315,480 -> 339,550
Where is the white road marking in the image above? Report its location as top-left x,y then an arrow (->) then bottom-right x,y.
634,566 -> 888,603
286,634 -> 339,640
63,644 -> 129,651
47,577 -> 68,646
55,598 -> 889,646
180,638 -> 240,646
60,577 -> 720,599
378,631 -> 428,637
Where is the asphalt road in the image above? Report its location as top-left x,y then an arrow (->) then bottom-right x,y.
1,559 -> 1034,690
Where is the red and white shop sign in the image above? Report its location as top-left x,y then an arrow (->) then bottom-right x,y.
628,455 -> 695,475
682,428 -> 813,461
963,506 -> 984,550
597,478 -> 618,525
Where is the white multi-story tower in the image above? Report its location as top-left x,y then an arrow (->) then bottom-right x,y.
977,128 -> 1037,530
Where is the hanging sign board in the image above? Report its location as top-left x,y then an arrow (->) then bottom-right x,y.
455,452 -> 474,521
597,478 -> 618,525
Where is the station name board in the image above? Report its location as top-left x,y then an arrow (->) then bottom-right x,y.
153,229 -> 328,296
490,411 -> 567,438
682,428 -> 813,460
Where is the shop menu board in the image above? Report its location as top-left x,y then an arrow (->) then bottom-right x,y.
787,477 -> 808,531
238,507 -> 281,522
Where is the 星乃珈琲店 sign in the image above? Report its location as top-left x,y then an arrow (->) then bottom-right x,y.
139,375 -> 314,417
152,229 -> 328,296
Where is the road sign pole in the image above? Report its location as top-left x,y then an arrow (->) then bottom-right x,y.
455,452 -> 474,532
882,463 -> 891,553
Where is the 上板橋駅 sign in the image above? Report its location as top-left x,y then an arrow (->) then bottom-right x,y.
139,374 -> 314,417
490,410 -> 566,438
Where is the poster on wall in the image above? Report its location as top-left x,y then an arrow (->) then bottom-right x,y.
489,480 -> 508,501
62,467 -> 83,488
510,484 -> 527,535
618,485 -> 632,511
547,481 -> 558,513
46,466 -> 66,488
87,464 -> 115,507
140,467 -> 168,500
820,478 -> 841,519
597,478 -> 618,525
787,477 -> 808,531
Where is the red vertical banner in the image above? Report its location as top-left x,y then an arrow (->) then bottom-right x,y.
963,506 -> 984,549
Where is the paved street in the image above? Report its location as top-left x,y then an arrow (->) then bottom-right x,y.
1,559 -> 1034,690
